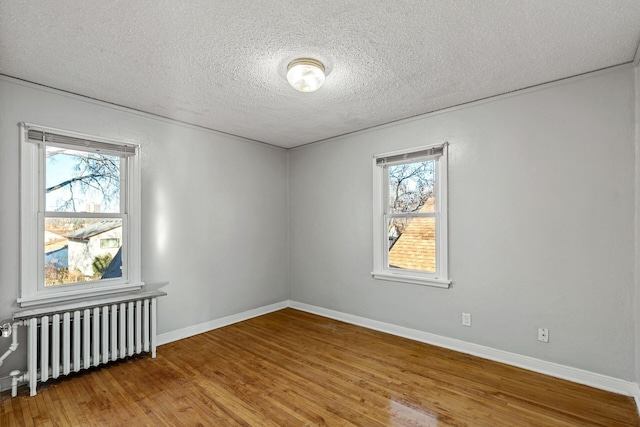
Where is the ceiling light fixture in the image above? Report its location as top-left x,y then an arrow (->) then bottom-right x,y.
286,58 -> 325,93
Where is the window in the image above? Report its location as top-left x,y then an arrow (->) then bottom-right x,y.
19,123 -> 142,307
100,238 -> 121,249
372,142 -> 450,287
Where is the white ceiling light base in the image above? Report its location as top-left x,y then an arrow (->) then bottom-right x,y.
286,58 -> 326,93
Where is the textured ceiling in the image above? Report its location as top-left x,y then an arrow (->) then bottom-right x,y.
1,1 -> 639,148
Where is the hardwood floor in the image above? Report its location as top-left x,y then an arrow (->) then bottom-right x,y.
1,308 -> 638,426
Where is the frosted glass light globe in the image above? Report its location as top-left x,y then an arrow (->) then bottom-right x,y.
286,58 -> 325,93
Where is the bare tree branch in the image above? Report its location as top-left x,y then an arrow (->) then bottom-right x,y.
47,154 -> 120,212
388,160 -> 435,242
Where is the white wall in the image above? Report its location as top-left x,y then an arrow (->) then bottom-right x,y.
289,67 -> 636,380
0,77 -> 289,382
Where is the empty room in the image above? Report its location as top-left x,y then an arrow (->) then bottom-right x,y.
1,1 -> 640,425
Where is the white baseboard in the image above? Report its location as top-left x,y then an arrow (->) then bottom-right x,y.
156,300 -> 289,346
0,375 -> 15,393
289,301 -> 640,401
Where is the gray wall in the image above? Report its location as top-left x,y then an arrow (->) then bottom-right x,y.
289,67 -> 636,380
0,77 -> 289,383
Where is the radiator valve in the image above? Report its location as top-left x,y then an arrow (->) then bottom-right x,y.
1,323 -> 11,338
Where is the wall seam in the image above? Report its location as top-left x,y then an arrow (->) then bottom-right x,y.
634,65 -> 640,386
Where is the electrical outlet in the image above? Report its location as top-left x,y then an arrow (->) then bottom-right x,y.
538,328 -> 549,343
462,313 -> 471,327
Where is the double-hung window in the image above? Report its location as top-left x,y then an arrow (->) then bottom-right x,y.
19,123 -> 143,307
372,142 -> 450,288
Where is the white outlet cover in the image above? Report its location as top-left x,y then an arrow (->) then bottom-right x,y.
538,328 -> 549,342
462,313 -> 471,327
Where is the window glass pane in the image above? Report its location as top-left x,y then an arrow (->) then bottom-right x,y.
46,146 -> 121,213
44,217 -> 123,286
387,160 -> 435,214
388,216 -> 436,273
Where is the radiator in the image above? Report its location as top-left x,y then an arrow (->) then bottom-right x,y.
12,290 -> 165,396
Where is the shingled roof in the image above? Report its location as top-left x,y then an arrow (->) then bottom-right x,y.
388,198 -> 436,272
65,220 -> 121,241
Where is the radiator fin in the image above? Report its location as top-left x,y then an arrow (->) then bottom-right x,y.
40,316 -> 49,382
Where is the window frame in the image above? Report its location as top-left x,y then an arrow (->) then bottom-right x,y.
19,122 -> 143,307
371,142 -> 451,288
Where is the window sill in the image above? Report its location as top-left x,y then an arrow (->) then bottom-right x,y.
371,271 -> 451,288
14,289 -> 165,320
17,282 -> 144,308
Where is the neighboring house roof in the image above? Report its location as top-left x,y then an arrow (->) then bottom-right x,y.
101,247 -> 122,279
44,230 -> 68,252
65,220 -> 121,241
45,230 -> 64,243
388,198 -> 436,272
45,240 -> 68,253
45,245 -> 68,258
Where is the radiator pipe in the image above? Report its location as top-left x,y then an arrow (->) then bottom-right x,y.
0,322 -> 21,367
10,370 -> 27,398
0,322 -> 24,398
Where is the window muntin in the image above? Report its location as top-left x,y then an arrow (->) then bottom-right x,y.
20,123 -> 142,307
372,143 -> 450,287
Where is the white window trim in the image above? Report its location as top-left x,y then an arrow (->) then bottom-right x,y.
19,122 -> 143,307
371,142 -> 451,288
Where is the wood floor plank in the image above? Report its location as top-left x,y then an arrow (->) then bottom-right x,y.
169,332 -> 366,426
52,382 -> 84,426
233,316 -> 566,425
213,323 -> 468,425
258,309 -> 639,425
227,316 -> 561,426
1,308 -> 638,426
0,396 -> 18,427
